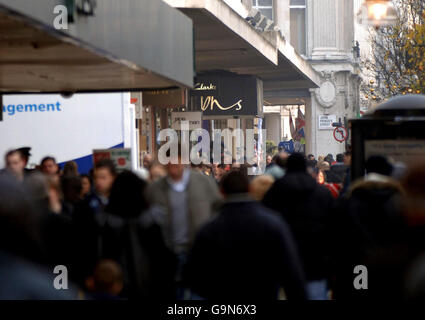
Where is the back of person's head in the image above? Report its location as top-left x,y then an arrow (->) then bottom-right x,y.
219,170 -> 250,196
250,175 -> 274,201
317,161 -> 330,171
61,175 -> 82,204
324,154 -> 334,164
86,259 -> 123,296
274,152 -> 288,169
365,155 -> 393,176
0,175 -> 41,261
107,170 -> 149,218
286,153 -> 307,173
306,159 -> 317,169
336,153 -> 344,163
95,159 -> 117,177
62,161 -> 79,177
24,172 -> 49,208
16,147 -> 31,164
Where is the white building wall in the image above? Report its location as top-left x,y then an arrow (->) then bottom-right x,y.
304,0 -> 361,158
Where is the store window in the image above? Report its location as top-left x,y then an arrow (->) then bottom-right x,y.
253,0 -> 274,21
290,0 -> 307,55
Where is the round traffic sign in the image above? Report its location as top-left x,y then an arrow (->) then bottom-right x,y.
333,126 -> 348,143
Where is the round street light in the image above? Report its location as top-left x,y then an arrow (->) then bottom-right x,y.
357,0 -> 397,27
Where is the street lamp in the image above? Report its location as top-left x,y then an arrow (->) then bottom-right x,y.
357,0 -> 397,27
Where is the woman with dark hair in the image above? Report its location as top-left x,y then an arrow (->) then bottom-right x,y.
94,171 -> 176,300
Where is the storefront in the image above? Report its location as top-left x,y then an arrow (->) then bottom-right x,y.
0,0 -> 194,170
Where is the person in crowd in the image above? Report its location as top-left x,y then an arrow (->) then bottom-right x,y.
401,164 -> 425,300
331,155 -> 408,299
266,155 -> 273,169
250,175 -> 275,201
149,162 -> 167,182
73,159 -> 117,286
202,164 -> 213,177
324,154 -> 336,166
212,163 -> 226,183
317,160 -> 330,173
327,153 -> 347,184
83,159 -> 117,214
306,159 -> 318,171
85,259 -> 124,300
315,169 -> 342,199
24,173 -> 78,281
0,174 -> 78,299
142,154 -> 153,170
263,153 -> 335,300
61,175 -> 83,217
95,171 -> 176,299
80,174 -> 92,198
147,145 -> 222,299
340,151 -> 352,196
16,147 -> 34,174
307,154 -> 315,161
40,156 -> 60,177
318,155 -> 325,162
183,171 -> 307,300
265,151 -> 287,180
62,161 -> 79,177
3,149 -> 29,183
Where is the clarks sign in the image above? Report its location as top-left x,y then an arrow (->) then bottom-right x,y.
190,74 -> 263,117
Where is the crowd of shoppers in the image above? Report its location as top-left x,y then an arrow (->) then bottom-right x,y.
0,145 -> 425,300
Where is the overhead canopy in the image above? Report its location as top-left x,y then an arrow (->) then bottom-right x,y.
164,0 -> 320,105
0,0 -> 194,93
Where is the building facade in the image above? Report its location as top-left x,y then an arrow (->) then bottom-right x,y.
255,0 -> 362,157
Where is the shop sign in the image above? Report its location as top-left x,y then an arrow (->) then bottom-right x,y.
93,148 -> 132,171
191,74 -> 263,117
171,112 -> 202,130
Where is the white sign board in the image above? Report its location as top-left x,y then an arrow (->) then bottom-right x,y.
0,93 -> 127,172
365,140 -> 425,165
171,112 -> 202,130
93,148 -> 132,171
318,114 -> 337,130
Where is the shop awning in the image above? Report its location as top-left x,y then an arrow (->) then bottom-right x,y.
0,0 -> 194,93
164,0 -> 320,105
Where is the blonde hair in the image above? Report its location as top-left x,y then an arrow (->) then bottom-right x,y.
250,175 -> 275,201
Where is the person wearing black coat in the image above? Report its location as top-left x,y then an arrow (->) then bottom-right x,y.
183,170 -> 308,300
263,153 -> 335,300
94,171 -> 177,300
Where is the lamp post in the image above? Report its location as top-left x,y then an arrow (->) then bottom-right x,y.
357,0 -> 397,28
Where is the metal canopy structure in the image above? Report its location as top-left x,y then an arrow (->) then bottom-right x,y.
164,0 -> 320,105
0,0 -> 194,93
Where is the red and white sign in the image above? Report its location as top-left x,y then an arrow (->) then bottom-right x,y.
333,126 -> 348,143
93,148 -> 132,171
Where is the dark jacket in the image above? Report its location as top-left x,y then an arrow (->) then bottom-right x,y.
95,206 -> 177,300
327,163 -> 348,184
183,195 -> 307,300
263,172 -> 335,281
72,192 -> 109,285
331,176 -> 410,300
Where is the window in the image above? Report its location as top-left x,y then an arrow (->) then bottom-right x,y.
253,0 -> 274,21
290,0 -> 307,55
